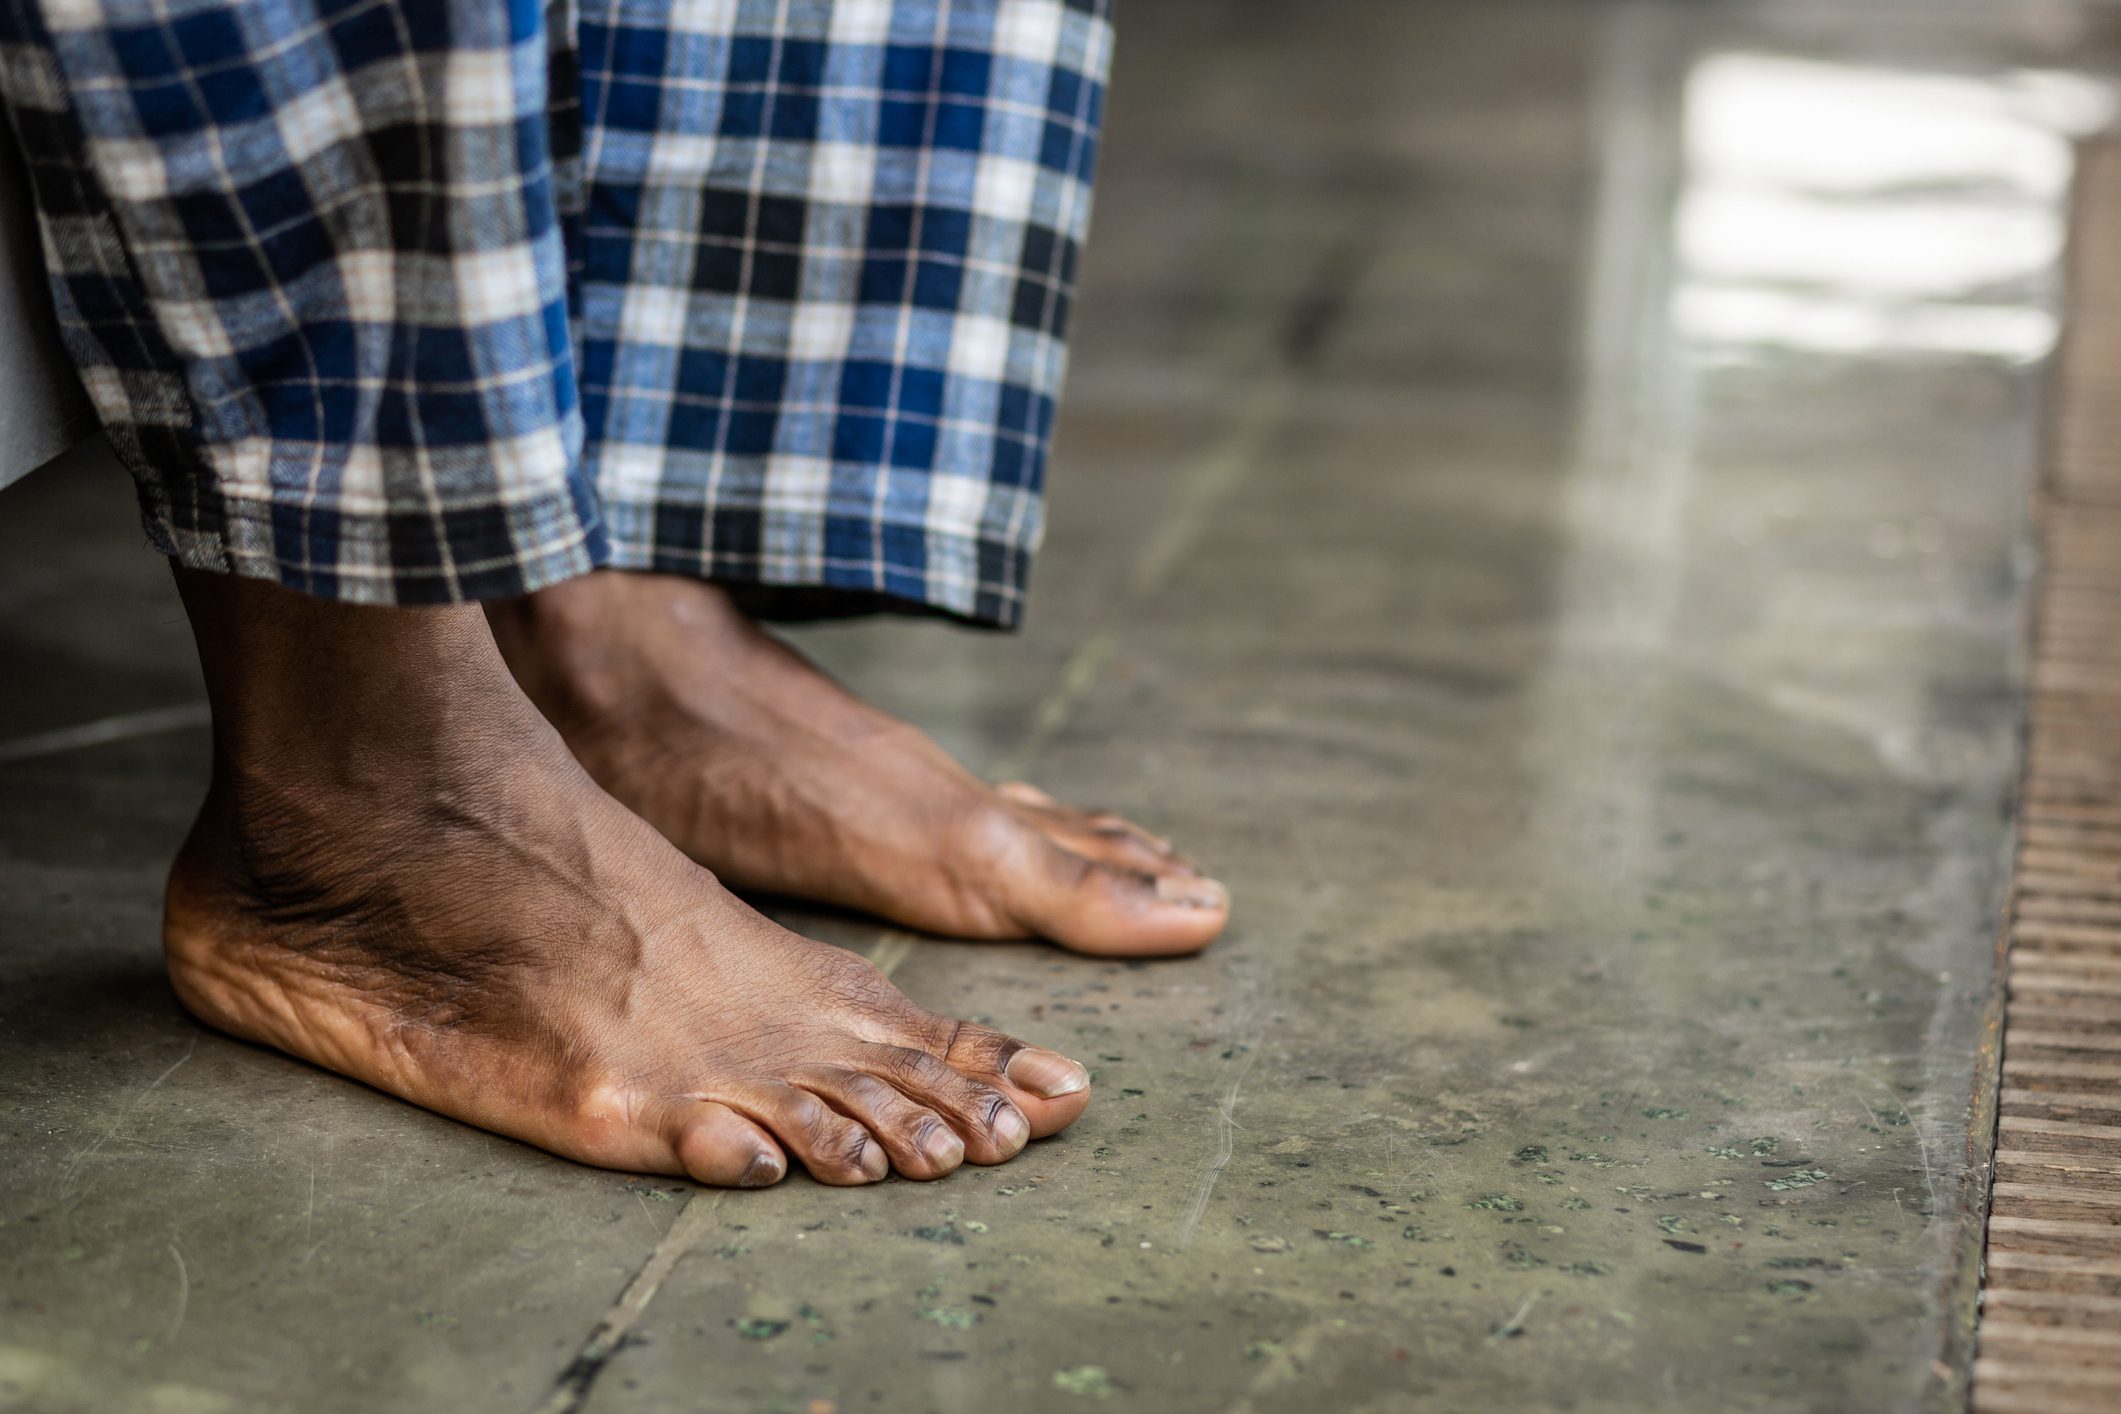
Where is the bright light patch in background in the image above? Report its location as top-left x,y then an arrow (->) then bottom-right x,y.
1674,54 -> 2117,361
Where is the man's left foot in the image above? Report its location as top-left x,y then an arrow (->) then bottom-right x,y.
488,573 -> 1229,957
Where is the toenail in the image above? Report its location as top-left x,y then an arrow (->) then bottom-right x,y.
1155,875 -> 1230,910
857,1139 -> 890,1181
1007,1047 -> 1090,1099
993,1104 -> 1030,1152
739,1151 -> 784,1188
921,1123 -> 965,1167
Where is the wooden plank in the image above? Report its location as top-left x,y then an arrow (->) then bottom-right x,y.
1991,1180 -> 2121,1217
1999,1060 -> 2121,1085
1973,1358 -> 2121,1389
2008,951 -> 2121,975
2015,882 -> 2121,906
1980,1322 -> 2121,1354
1982,1290 -> 2121,1326
2015,896 -> 2121,924
2012,920 -> 2121,948
1976,145 -> 2121,1405
1997,1028 -> 2121,1055
1989,1249 -> 2121,1274
1973,1386 -> 2121,1414
1998,1117 -> 2121,1156
2000,1093 -> 2121,1124
2017,826 -> 2121,856
1995,1158 -> 2121,1194
2016,853 -> 2121,881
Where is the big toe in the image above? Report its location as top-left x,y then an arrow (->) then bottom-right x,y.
941,1023 -> 1094,1138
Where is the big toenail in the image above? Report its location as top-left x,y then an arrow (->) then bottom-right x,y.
922,1123 -> 966,1167
1007,1048 -> 1090,1098
994,1104 -> 1030,1151
740,1151 -> 784,1188
1156,875 -> 1230,910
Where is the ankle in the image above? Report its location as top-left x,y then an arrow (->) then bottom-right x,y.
485,580 -> 625,720
175,568 -> 553,804
487,572 -> 752,725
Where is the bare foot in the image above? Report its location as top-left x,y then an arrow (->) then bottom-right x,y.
487,572 -> 1230,957
162,571 -> 1090,1186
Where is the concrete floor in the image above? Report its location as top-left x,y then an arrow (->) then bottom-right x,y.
5,2 -> 2119,1410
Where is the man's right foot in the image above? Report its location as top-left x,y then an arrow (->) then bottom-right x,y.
160,572 -> 1090,1186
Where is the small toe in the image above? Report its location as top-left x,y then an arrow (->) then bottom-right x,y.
996,781 -> 1057,807
1038,816 -> 1196,879
798,1068 -> 964,1180
1002,786 -> 1196,875
744,1084 -> 890,1185
1084,809 -> 1183,862
667,1100 -> 788,1188
859,1043 -> 1036,1165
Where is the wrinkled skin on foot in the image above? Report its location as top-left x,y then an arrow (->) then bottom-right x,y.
487,572 -> 1230,957
164,572 -> 1090,1187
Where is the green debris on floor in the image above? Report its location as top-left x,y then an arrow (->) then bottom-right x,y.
1054,1366 -> 1117,1399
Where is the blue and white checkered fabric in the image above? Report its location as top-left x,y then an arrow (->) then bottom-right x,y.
0,0 -> 1111,624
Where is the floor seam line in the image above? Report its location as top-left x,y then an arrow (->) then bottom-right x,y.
0,701 -> 210,765
533,1192 -> 726,1414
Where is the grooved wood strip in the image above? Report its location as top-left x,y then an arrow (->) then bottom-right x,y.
2014,921 -> 2121,948
2003,1060 -> 2121,1084
1976,139 -> 2121,1400
1973,1387 -> 2121,1414
1985,1289 -> 2121,1323
1995,1022 -> 2121,1042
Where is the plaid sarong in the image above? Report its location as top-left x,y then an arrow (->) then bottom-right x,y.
0,0 -> 1111,625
